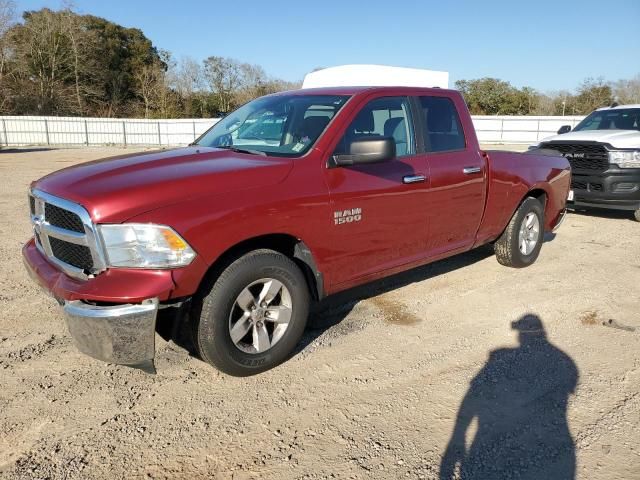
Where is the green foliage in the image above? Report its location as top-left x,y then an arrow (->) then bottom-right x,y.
455,76 -> 625,117
0,6 -> 298,117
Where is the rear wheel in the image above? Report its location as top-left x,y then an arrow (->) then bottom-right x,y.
634,209 -> 640,222
193,249 -> 310,376
495,197 -> 545,268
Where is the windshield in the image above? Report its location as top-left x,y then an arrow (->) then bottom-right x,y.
196,94 -> 350,156
573,108 -> 640,132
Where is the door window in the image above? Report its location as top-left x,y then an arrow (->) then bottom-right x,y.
419,96 -> 466,152
335,97 -> 415,157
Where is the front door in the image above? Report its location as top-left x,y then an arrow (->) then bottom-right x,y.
324,96 -> 430,288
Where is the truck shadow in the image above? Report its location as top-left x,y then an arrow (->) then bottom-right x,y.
297,245 -> 496,352
162,237 -> 558,367
161,246 -> 497,361
569,208 -> 636,222
439,314 -> 578,479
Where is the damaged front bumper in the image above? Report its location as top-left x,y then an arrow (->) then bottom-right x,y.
22,239 -> 173,373
63,298 -> 159,373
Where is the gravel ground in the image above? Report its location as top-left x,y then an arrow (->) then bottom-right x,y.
1,147 -> 639,480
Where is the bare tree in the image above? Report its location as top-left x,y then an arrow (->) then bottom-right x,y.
7,8 -> 82,114
135,60 -> 164,118
612,75 -> 640,105
0,0 -> 16,111
134,50 -> 179,118
0,0 -> 14,37
171,56 -> 204,97
203,56 -> 243,113
60,7 -> 98,114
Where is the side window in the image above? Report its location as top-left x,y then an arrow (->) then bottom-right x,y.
335,96 -> 415,157
419,96 -> 466,152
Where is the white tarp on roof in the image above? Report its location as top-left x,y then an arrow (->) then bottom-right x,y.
301,64 -> 449,89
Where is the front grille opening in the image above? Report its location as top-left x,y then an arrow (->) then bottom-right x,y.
49,237 -> 94,271
45,203 -> 84,233
571,180 -> 603,192
29,195 -> 36,215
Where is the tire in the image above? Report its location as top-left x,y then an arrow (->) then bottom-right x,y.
634,209 -> 640,222
495,197 -> 545,268
193,249 -> 310,376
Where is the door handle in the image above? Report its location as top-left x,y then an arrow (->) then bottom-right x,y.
403,174 -> 427,184
463,166 -> 482,175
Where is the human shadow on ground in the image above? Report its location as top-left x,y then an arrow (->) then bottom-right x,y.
439,314 -> 579,480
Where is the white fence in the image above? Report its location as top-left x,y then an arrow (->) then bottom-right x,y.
0,116 -> 220,147
472,115 -> 585,144
0,114 -> 586,147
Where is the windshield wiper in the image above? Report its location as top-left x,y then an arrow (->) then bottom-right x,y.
216,146 -> 267,156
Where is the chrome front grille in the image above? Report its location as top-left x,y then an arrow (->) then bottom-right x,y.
44,203 -> 85,233
29,189 -> 106,280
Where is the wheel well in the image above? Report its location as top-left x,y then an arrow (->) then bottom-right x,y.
198,234 -> 323,301
528,188 -> 547,208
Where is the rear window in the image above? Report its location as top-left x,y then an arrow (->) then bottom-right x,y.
419,96 -> 466,153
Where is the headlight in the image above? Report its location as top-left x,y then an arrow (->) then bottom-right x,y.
608,150 -> 640,169
98,224 -> 196,268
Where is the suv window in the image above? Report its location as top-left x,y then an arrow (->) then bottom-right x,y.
335,96 -> 415,157
419,96 -> 465,152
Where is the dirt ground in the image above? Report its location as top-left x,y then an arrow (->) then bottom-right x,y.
1,147 -> 639,480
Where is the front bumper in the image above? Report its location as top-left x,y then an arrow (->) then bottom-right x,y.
64,299 -> 159,372
569,168 -> 640,211
22,238 -> 173,372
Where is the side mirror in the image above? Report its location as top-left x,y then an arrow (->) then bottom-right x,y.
332,137 -> 396,167
557,125 -> 571,135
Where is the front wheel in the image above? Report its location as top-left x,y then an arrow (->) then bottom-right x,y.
193,249 -> 310,376
495,197 -> 545,268
634,209 -> 640,222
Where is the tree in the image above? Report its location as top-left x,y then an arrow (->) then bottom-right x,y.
611,75 -> 640,105
455,78 -> 537,115
0,0 -> 16,112
84,15 -> 165,116
9,8 -> 83,114
0,7 -> 166,116
573,77 -> 613,114
0,6 -> 299,117
203,56 -> 244,113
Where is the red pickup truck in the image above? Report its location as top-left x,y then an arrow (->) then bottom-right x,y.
23,86 -> 570,375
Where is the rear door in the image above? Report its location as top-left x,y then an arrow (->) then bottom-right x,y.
416,95 -> 486,255
323,95 -> 431,287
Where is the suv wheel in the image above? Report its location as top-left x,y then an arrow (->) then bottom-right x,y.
634,209 -> 640,222
495,197 -> 545,268
193,249 -> 310,376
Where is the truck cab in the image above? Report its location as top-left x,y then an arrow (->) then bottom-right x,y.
533,104 -> 640,221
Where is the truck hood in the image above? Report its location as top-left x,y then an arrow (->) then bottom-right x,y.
539,130 -> 640,149
34,147 -> 293,223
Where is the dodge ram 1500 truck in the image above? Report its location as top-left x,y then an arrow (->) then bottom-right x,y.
531,104 -> 640,221
22,86 -> 570,376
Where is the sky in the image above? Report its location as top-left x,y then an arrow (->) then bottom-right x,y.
16,0 -> 640,92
